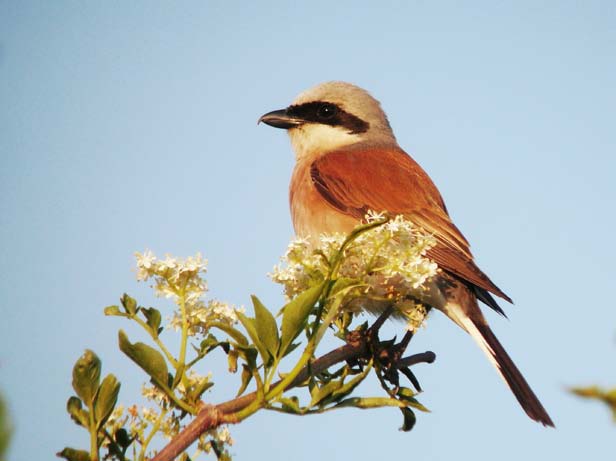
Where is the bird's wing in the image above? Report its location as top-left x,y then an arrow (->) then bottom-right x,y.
310,146 -> 512,304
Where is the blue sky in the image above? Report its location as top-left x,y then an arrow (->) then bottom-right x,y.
1,2 -> 615,460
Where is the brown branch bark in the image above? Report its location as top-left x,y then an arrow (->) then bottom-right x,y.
152,339 -> 434,461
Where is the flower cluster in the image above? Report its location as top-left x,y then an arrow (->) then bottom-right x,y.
168,299 -> 240,337
270,213 -> 438,331
99,402 -> 180,451
135,250 -> 240,337
197,427 -> 234,461
101,403 -> 180,453
101,361 -> 226,457
135,250 -> 208,301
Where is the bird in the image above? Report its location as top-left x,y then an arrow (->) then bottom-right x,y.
258,81 -> 554,427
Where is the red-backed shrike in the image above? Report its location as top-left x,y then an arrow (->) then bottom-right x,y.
259,81 -> 553,426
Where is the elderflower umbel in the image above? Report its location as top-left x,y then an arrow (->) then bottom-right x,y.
270,214 -> 438,331
142,383 -> 171,406
135,251 -> 207,300
135,250 -> 240,337
197,426 -> 234,460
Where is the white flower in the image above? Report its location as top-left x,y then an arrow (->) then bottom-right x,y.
365,209 -> 387,223
158,255 -> 177,271
142,384 -> 171,406
142,407 -> 157,422
270,214 -> 438,328
137,249 -> 155,269
135,249 -> 156,281
167,298 -> 240,337
217,426 -> 233,444
133,251 -> 222,328
197,426 -> 234,456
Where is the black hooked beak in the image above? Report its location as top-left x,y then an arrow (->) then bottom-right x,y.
258,108 -> 304,129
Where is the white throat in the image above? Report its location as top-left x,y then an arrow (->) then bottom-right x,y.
288,124 -> 361,161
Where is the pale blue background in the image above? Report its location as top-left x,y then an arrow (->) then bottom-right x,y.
2,2 -> 616,460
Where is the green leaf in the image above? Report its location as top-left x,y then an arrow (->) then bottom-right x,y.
310,379 -> 343,407
236,364 -> 253,397
209,322 -> 249,346
314,279 -> 365,344
327,364 -> 372,404
66,396 -> 89,427
198,334 -> 230,356
328,277 -> 359,297
103,305 -> 122,316
56,447 -> 91,461
570,385 -> 603,399
280,282 -> 325,356
120,293 -> 137,315
281,341 -> 301,358
279,396 -> 302,414
93,374 -> 120,428
72,350 -> 101,406
227,349 -> 239,373
397,386 -> 416,399
334,396 -> 406,409
172,363 -> 185,389
199,333 -> 219,352
251,295 -> 279,360
234,343 -> 258,369
571,385 -> 616,421
191,377 -> 214,401
396,387 -> 429,412
0,393 -> 12,460
118,330 -> 168,388
236,311 -> 269,365
400,407 -> 416,432
141,307 -> 162,337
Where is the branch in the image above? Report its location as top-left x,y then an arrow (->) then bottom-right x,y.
152,338 -> 435,461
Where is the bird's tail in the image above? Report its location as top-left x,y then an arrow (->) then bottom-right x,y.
454,312 -> 554,427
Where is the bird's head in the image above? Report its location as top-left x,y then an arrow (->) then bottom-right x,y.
259,81 -> 397,160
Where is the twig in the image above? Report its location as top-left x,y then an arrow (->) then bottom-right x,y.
152,337 -> 435,461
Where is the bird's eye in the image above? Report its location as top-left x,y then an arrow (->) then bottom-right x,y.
316,103 -> 337,120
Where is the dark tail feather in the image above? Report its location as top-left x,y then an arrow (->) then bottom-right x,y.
473,286 -> 508,318
472,322 -> 554,427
